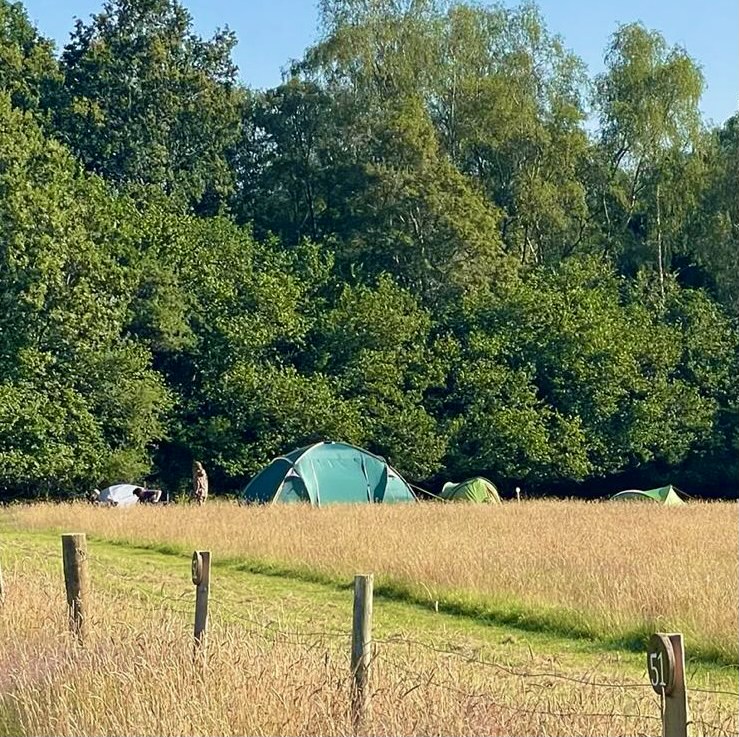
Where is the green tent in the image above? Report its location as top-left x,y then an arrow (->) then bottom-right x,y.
241,441 -> 416,506
440,477 -> 501,503
610,485 -> 686,505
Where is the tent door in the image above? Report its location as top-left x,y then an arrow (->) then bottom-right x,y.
275,469 -> 311,504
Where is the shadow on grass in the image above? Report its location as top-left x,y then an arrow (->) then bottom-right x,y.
0,705 -> 24,737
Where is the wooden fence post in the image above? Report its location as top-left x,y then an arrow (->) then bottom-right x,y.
350,573 -> 373,732
61,533 -> 90,643
192,550 -> 211,666
647,632 -> 689,737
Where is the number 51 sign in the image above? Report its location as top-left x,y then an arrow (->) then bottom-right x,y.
647,633 -> 676,695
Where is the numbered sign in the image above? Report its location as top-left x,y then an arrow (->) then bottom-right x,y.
647,634 -> 676,695
191,551 -> 204,585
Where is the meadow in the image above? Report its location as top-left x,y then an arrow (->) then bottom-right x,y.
1,500 -> 737,736
4,500 -> 738,660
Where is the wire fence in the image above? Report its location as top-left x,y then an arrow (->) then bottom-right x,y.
374,634 -> 659,690
2,540 -> 738,737
89,553 -> 739,736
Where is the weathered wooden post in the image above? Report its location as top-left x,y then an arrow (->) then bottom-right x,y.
192,550 -> 211,666
350,573 -> 373,732
648,632 -> 689,737
61,533 -> 90,643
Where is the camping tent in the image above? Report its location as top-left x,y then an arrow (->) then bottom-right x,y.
610,485 -> 686,505
242,441 -> 416,506
440,477 -> 501,503
97,483 -> 140,507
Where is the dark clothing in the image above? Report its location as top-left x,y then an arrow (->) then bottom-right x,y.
137,489 -> 162,504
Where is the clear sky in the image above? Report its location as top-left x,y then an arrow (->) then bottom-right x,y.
20,0 -> 738,126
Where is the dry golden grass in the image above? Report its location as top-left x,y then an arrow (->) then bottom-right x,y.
4,500 -> 738,662
0,546 -> 736,737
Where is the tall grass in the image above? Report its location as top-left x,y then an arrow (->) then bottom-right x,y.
1,556 -> 736,737
4,500 -> 738,662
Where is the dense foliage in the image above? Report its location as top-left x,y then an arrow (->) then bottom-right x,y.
1,0 -> 736,499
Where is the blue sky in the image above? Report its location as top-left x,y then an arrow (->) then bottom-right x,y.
21,0 -> 738,126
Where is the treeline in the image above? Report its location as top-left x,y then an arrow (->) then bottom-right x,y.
0,0 -> 737,500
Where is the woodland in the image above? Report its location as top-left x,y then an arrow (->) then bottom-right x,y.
0,0 -> 737,498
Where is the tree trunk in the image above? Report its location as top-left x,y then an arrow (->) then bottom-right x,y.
656,181 -> 665,302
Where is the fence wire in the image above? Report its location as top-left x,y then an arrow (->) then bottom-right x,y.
72,584 -> 737,736
3,538 -> 738,737
374,656 -> 664,724
375,634 -> 657,691
689,685 -> 739,698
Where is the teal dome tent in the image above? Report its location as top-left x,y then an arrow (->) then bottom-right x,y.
242,441 -> 416,506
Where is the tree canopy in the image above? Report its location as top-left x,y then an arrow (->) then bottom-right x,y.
0,0 -> 736,499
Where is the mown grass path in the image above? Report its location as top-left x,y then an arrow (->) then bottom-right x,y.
2,529 -> 737,696
2,526 -> 738,737
5,500 -> 737,667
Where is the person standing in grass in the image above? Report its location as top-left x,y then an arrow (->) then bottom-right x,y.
192,461 -> 208,506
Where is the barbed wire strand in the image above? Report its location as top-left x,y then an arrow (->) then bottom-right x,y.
5,613 -> 735,731
382,660 -> 664,724
375,635 -> 656,691
688,685 -> 739,698
35,563 -> 739,701
6,539 -> 738,705
690,716 -> 738,736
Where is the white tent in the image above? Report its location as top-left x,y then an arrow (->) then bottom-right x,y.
98,483 -> 139,507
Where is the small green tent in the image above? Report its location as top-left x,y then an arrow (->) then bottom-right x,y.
440,477 -> 501,503
610,485 -> 686,505
241,441 -> 416,506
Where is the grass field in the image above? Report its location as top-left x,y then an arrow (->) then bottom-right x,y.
4,500 -> 738,661
1,500 -> 737,736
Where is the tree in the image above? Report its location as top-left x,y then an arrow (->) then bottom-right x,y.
443,257 -> 729,487
593,23 -> 704,295
673,116 -> 739,314
309,1 -> 592,265
230,80 -> 341,244
0,0 -> 60,116
2,0 -> 737,500
239,0 -> 591,296
130,214 -> 362,488
329,96 -> 512,303
660,284 -> 739,490
431,2 -> 591,265
53,0 -> 242,211
309,274 -> 447,478
0,94 -> 170,497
